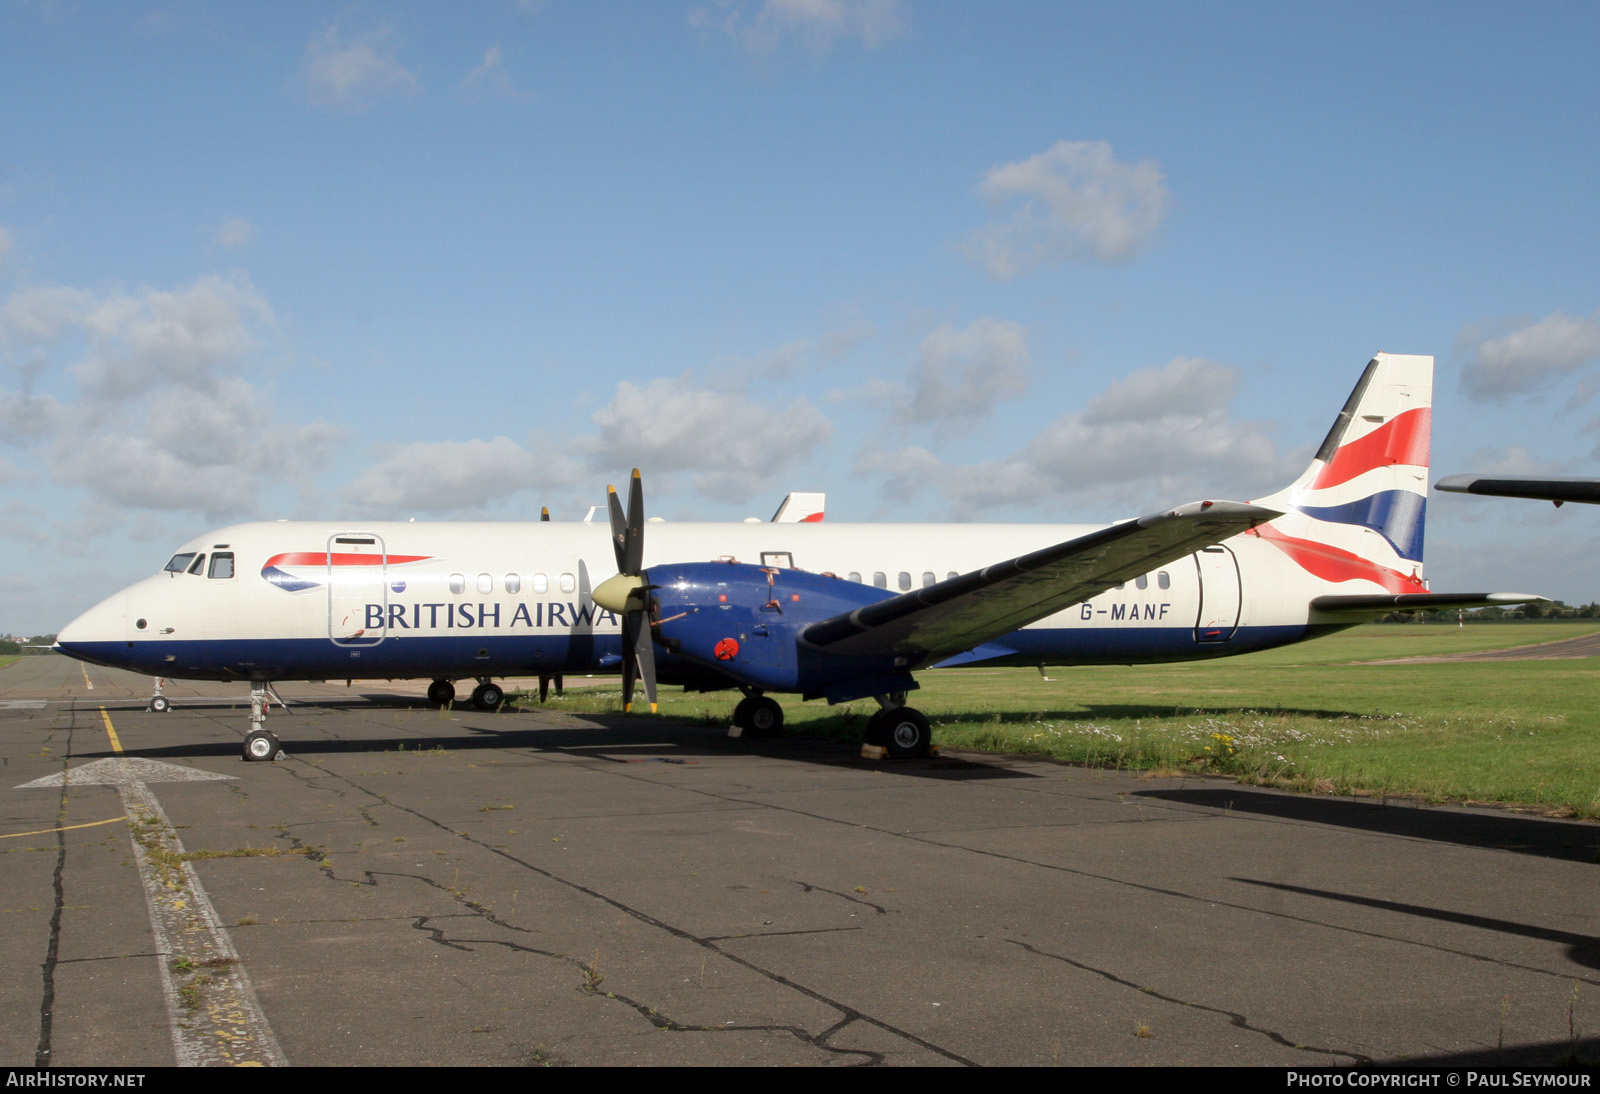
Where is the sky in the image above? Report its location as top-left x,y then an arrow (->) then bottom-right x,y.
3,1 -> 1600,636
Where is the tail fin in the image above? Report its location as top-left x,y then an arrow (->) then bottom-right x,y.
1252,353 -> 1432,593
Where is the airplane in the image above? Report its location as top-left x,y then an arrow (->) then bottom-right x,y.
54,352 -> 1538,764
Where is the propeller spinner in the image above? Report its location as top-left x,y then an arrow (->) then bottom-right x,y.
592,469 -> 658,714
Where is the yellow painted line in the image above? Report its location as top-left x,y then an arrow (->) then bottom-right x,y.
81,663 -> 93,690
2,815 -> 128,840
99,706 -> 123,754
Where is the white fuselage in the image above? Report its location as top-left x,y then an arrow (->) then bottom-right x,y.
55,516 -> 1345,687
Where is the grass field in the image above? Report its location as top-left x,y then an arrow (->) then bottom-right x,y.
522,622 -> 1600,818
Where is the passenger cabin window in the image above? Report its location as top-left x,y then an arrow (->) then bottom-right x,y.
872,572 -> 887,589
165,553 -> 198,573
505,574 -> 521,594
559,573 -> 576,593
449,573 -> 466,594
1135,574 -> 1148,590
1158,571 -> 1170,590
947,571 -> 958,581
922,572 -> 936,588
208,553 -> 235,579
898,571 -> 911,591
532,573 -> 548,594
847,572 -> 862,584
477,573 -> 493,594
186,554 -> 206,575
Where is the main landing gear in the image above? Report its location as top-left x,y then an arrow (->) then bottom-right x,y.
861,696 -> 933,760
470,679 -> 504,710
730,691 -> 784,737
426,677 -> 506,710
242,681 -> 282,762
149,677 -> 170,713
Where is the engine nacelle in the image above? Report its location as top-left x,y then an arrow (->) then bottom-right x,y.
649,561 -> 915,702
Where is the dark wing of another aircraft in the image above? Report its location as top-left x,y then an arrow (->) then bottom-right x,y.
1435,474 -> 1600,506
801,500 -> 1278,669
1309,591 -> 1544,618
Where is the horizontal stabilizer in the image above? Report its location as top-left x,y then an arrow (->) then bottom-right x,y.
1435,475 -> 1600,506
1309,591 -> 1546,618
803,500 -> 1279,667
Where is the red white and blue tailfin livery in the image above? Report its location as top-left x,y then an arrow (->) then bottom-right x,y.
1252,353 -> 1430,595
54,352 -> 1538,757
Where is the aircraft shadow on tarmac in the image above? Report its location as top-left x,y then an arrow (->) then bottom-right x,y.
73,704 -> 1034,782
1234,877 -> 1600,975
1139,785 -> 1600,864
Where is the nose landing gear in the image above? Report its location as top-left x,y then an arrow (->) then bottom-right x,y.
241,681 -> 282,762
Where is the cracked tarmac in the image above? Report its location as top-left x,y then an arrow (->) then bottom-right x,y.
5,655 -> 1600,1066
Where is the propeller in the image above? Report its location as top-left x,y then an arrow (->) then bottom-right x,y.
593,468 -> 658,714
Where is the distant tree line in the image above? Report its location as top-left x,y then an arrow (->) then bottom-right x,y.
1380,602 -> 1600,624
0,635 -> 58,655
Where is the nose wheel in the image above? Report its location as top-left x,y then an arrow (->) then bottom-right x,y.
244,729 -> 281,762
240,681 -> 283,762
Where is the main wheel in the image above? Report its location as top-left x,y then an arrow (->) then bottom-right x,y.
243,730 -> 281,762
732,697 -> 755,730
150,695 -> 171,714
471,681 -> 504,710
882,708 -> 931,759
744,696 -> 783,736
427,679 -> 455,706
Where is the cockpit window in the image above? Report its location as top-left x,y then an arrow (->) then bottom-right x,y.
208,552 -> 235,579
165,553 -> 198,573
186,554 -> 206,575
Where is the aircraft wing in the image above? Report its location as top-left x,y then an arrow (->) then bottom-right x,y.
1435,475 -> 1600,505
801,500 -> 1279,667
1309,592 -> 1545,619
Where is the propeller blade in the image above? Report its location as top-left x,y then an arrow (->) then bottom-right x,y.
634,601 -> 658,713
540,506 -> 549,522
624,468 -> 645,574
620,612 -> 639,712
606,484 -> 629,574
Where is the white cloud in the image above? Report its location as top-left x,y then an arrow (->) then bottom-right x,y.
0,275 -> 341,522
963,140 -> 1171,278
213,216 -> 253,251
865,357 -> 1298,518
346,436 -> 556,513
297,26 -> 420,113
1083,356 -> 1236,423
460,44 -> 529,103
586,375 -> 833,501
903,317 -> 1031,423
691,0 -> 905,55
1459,311 -> 1600,402
712,316 -> 874,383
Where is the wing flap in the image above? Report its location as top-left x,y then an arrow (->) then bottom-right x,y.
802,501 -> 1279,666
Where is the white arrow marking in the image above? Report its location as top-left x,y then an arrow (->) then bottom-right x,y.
19,757 -> 287,1067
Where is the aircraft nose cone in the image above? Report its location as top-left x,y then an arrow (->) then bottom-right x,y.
55,592 -> 128,657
